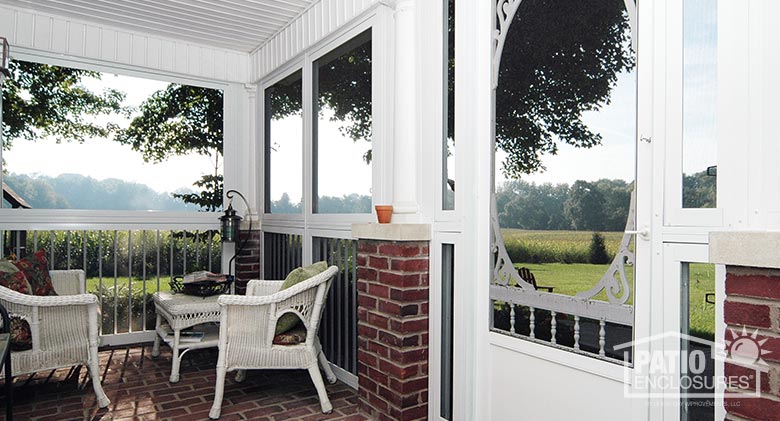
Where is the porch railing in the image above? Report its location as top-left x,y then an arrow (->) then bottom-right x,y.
264,231 -> 358,385
3,229 -> 221,345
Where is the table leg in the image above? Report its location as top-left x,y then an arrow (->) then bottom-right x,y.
169,330 -> 181,383
152,314 -> 162,358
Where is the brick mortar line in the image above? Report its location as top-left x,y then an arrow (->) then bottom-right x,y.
359,322 -> 428,340
726,324 -> 780,339
728,267 -> 780,277
725,387 -> 780,402
365,309 -> 428,322
726,295 -> 780,306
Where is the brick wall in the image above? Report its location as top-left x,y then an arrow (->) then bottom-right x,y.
356,239 -> 429,421
723,266 -> 780,421
233,230 -> 261,294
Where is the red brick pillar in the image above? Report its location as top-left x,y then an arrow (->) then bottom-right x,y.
233,230 -> 261,295
356,239 -> 429,421
723,267 -> 780,419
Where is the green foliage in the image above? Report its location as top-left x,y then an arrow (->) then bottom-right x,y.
27,230 -> 221,277
683,170 -> 717,209
116,84 -> 224,211
93,283 -> 157,332
493,0 -> 635,178
2,60 -> 128,148
497,178 -> 633,231
589,232 -> 610,264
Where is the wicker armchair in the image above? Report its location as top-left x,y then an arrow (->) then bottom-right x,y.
209,266 -> 339,419
0,269 -> 110,408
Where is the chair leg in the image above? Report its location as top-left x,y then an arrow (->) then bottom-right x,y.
209,364 -> 227,420
88,343 -> 110,408
307,364 -> 333,414
235,369 -> 246,383
318,350 -> 337,384
315,339 -> 337,384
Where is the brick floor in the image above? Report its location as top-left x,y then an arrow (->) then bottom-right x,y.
0,345 -> 368,421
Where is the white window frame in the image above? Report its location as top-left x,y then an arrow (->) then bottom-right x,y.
260,9 -> 392,238
260,60 -> 305,223
662,0 -> 724,228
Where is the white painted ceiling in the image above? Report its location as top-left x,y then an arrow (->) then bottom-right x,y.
0,0 -> 316,52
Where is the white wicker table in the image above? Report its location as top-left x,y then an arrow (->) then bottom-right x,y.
152,291 -> 222,383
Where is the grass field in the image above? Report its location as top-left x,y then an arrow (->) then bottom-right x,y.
86,276 -> 172,293
504,229 -> 716,339
500,229 -> 625,263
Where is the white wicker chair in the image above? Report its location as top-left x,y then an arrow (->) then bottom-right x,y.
0,269 -> 110,408
209,266 -> 339,419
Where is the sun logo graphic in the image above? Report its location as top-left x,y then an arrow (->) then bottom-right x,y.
726,326 -> 771,367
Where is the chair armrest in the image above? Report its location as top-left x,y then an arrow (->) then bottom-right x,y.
50,270 -> 86,295
246,280 -> 284,296
0,285 -> 97,307
220,266 -> 338,307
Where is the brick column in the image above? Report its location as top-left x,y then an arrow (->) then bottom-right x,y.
233,230 -> 261,294
356,239 -> 429,421
723,267 -> 780,420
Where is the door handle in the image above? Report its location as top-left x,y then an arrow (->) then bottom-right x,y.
625,227 -> 650,241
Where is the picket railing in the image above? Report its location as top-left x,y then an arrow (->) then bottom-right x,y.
264,230 -> 358,385
3,229 -> 221,344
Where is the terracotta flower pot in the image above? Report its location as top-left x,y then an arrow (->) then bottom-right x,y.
375,205 -> 393,224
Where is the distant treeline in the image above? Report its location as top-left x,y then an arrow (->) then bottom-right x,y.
497,171 -> 715,231
3,173 -> 198,211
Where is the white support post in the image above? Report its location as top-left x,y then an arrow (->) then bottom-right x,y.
392,0 -> 419,216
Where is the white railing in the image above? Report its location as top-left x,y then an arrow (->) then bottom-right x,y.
3,228 -> 221,345
489,193 -> 636,364
264,229 -> 358,386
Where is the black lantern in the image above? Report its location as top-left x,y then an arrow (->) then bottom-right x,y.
220,190 -> 251,278
219,203 -> 242,243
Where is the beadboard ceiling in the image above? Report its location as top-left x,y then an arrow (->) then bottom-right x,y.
0,0 -> 316,52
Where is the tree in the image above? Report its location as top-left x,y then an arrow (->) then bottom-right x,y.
493,0 -> 634,179
683,170 -> 716,208
2,60 -> 127,149
115,84 -> 224,211
564,180 -> 606,231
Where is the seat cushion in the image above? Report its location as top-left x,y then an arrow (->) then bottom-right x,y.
275,261 -> 328,335
0,261 -> 32,295
14,249 -> 57,296
272,325 -> 307,345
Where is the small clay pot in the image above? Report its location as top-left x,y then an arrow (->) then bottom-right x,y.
375,205 -> 393,224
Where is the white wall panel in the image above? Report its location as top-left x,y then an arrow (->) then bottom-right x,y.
84,25 -> 100,59
67,22 -> 85,56
0,4 -> 249,83
251,0 -> 380,82
50,18 -> 67,53
116,32 -> 132,64
490,344 -> 631,420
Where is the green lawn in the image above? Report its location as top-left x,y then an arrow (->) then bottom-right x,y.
86,276 -> 172,294
514,262 -> 715,339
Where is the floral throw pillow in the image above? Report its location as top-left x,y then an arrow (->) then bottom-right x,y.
14,249 -> 57,296
0,261 -> 32,295
9,316 -> 32,351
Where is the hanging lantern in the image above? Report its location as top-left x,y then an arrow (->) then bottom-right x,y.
220,203 -> 242,243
